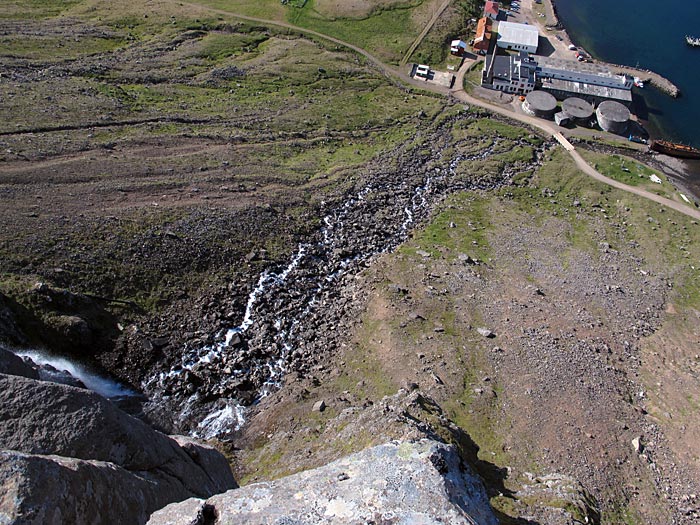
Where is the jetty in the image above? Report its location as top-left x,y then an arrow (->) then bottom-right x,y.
608,64 -> 680,98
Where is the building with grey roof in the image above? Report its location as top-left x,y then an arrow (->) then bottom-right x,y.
496,21 -> 539,54
538,77 -> 632,105
482,52 -> 633,106
482,52 -> 536,95
535,56 -> 633,105
535,56 -> 633,88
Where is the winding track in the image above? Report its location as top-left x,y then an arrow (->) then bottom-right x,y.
181,2 -> 700,221
399,0 -> 453,66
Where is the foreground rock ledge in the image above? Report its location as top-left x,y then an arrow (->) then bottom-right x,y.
0,364 -> 236,525
148,439 -> 498,525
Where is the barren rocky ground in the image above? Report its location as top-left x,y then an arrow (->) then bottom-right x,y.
1,1 -> 700,524
232,146 -> 700,524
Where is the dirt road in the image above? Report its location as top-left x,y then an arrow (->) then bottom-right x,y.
399,0 -> 453,66
178,1 -> 700,221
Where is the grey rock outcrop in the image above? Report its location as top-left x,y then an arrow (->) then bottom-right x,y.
0,374 -> 236,525
148,439 -> 498,525
0,450 -> 183,525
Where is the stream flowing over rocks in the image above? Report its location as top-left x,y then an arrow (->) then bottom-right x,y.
143,127 -> 547,437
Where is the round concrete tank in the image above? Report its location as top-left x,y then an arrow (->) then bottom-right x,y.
562,97 -> 594,124
522,90 -> 558,119
596,100 -> 630,134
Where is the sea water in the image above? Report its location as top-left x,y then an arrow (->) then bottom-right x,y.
553,0 -> 700,149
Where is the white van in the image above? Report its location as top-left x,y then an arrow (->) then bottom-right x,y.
416,64 -> 430,78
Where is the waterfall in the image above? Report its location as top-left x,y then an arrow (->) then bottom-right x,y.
14,349 -> 137,398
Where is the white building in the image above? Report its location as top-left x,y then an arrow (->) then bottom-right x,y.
450,39 -> 467,55
496,21 -> 539,54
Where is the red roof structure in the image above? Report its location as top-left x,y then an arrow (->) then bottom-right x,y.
484,1 -> 499,19
473,17 -> 492,51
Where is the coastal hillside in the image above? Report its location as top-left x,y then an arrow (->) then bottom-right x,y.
1,0 -> 699,524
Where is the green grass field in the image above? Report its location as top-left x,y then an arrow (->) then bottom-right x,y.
579,151 -> 694,205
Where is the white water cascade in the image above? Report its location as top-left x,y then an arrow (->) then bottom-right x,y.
14,349 -> 138,398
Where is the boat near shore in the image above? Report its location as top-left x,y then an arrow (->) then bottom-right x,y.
628,135 -> 647,145
686,35 -> 700,47
649,139 -> 700,159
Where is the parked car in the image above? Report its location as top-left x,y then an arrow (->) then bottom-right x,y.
415,64 -> 430,79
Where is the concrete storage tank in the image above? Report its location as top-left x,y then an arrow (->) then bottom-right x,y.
562,97 -> 594,125
522,90 -> 558,119
596,100 -> 630,134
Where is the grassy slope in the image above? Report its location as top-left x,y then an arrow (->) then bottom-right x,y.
0,0 -> 445,306
165,0 -> 457,66
363,147 -> 699,523
3,2 -> 699,523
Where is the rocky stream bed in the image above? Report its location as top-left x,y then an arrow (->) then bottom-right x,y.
142,125 -> 548,438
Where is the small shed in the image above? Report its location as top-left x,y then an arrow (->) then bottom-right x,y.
554,112 -> 571,126
415,64 -> 431,79
450,40 -> 467,55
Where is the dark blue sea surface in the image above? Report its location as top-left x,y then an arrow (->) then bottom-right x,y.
554,0 -> 700,149
552,0 -> 700,192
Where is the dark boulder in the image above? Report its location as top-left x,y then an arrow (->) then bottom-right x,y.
0,347 -> 39,379
0,293 -> 29,346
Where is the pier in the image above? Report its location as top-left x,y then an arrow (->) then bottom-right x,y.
608,64 -> 681,98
